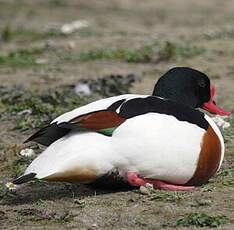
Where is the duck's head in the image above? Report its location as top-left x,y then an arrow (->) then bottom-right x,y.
153,67 -> 230,116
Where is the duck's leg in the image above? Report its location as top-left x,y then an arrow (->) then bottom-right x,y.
126,172 -> 146,186
126,172 -> 194,191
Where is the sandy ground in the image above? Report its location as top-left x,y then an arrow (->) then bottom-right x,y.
0,0 -> 233,229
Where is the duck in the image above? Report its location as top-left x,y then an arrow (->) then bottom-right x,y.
12,67 -> 230,191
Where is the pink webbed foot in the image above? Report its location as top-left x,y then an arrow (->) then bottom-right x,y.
126,172 -> 146,187
126,172 -> 194,191
145,178 -> 194,191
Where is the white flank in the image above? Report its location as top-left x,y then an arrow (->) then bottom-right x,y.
24,132 -> 122,180
112,113 -> 206,185
52,94 -> 147,124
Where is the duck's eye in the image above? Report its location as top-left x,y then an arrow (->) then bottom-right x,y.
198,79 -> 206,88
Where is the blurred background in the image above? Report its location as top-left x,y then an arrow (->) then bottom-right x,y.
0,0 -> 233,229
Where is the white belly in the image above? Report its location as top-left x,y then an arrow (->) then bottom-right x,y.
112,113 -> 205,184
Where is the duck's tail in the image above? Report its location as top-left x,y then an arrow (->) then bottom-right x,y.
12,173 -> 37,185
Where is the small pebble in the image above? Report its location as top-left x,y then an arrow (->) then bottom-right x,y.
139,183 -> 154,195
74,83 -> 91,96
35,58 -> 48,64
17,109 -> 32,116
67,41 -> 76,49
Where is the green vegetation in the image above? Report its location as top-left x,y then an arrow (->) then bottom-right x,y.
190,199 -> 212,207
1,24 -> 12,42
217,168 -> 234,177
0,47 -> 46,68
1,25 -> 61,43
74,199 -> 86,208
158,41 -> 204,60
215,167 -> 234,187
138,186 -> 185,203
10,157 -> 32,178
48,0 -> 68,7
83,74 -> 135,97
223,117 -> 234,144
78,45 -> 154,63
149,191 -> 184,202
15,207 -> 75,223
17,208 -> 56,222
0,185 -> 7,200
0,86 -> 89,131
204,27 -> 234,40
65,41 -> 205,63
0,28 -> 205,68
176,212 -> 229,227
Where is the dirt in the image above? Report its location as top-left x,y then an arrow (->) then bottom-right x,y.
0,0 -> 233,229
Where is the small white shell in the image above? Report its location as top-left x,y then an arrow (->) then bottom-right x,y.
212,116 -> 230,129
19,148 -> 36,158
60,20 -> 88,34
74,83 -> 91,96
5,182 -> 18,190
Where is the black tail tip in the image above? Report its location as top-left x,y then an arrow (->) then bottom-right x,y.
13,173 -> 37,185
23,139 -> 29,144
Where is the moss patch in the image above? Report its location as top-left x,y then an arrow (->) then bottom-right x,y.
176,212 -> 229,228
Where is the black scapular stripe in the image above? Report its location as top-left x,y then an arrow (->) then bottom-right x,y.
118,96 -> 209,130
107,99 -> 126,111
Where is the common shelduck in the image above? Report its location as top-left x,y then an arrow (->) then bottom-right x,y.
13,67 -> 230,191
